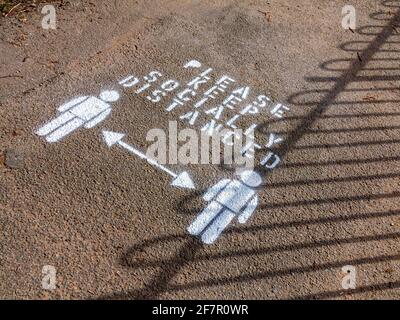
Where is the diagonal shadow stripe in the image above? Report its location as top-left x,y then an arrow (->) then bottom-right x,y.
125,232 -> 400,268
266,172 -> 400,188
118,209 -> 400,269
293,281 -> 400,300
102,254 -> 400,298
281,155 -> 400,169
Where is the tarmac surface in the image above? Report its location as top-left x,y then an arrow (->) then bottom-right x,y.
0,0 -> 399,299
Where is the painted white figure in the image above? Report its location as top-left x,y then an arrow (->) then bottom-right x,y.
187,170 -> 262,244
36,90 -> 120,143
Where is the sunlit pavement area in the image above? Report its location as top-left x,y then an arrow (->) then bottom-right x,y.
0,0 -> 399,299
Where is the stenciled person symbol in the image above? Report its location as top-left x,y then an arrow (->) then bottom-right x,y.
188,170 -> 262,244
36,90 -> 120,142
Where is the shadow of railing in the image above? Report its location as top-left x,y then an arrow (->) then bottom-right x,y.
99,0 -> 400,300
294,280 -> 400,300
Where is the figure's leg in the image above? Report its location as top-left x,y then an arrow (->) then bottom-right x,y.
36,112 -> 75,136
201,209 -> 236,244
187,201 -> 223,236
238,196 -> 258,224
45,117 -> 84,142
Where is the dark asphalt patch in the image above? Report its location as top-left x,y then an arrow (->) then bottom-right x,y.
4,148 -> 24,169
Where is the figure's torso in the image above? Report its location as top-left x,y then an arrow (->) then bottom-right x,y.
69,97 -> 110,121
215,180 -> 255,213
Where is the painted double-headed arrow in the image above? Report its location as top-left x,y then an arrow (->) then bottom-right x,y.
102,130 -> 195,189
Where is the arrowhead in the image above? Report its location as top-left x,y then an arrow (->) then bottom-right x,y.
102,130 -> 125,147
171,171 -> 195,189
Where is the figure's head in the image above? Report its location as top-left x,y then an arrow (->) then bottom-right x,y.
239,170 -> 262,188
184,60 -> 202,69
99,90 -> 120,102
